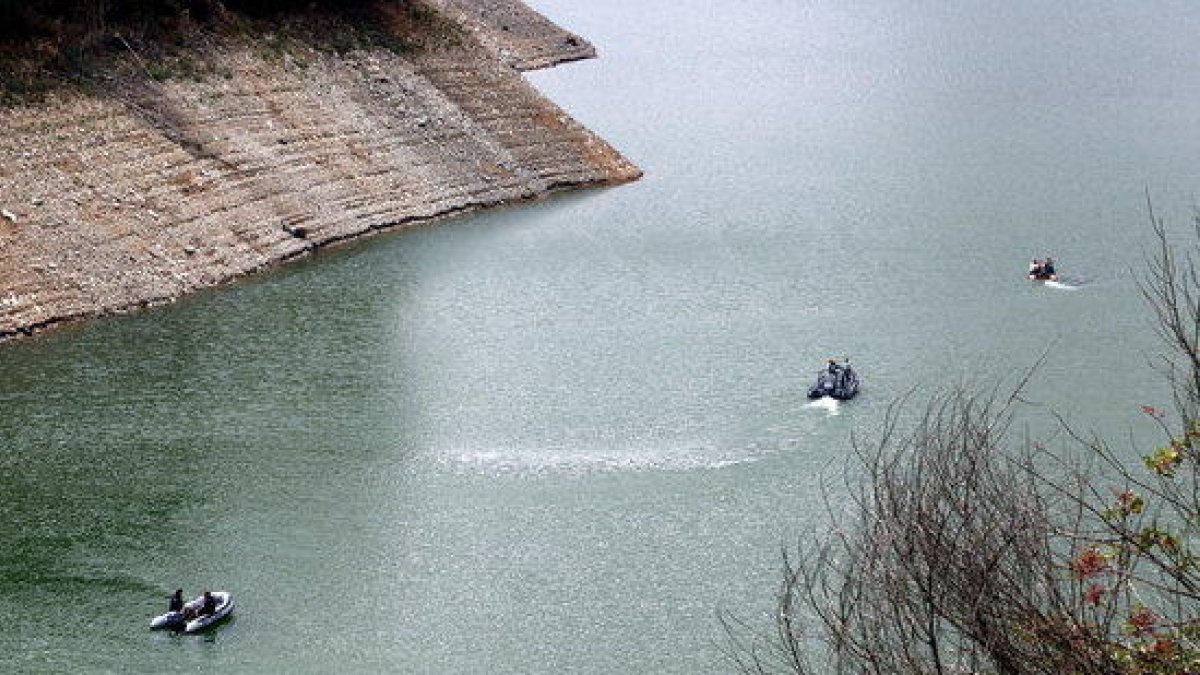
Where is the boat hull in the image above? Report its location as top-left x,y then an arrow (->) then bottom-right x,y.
807,368 -> 860,400
184,592 -> 234,633
149,591 -> 233,632
149,610 -> 185,630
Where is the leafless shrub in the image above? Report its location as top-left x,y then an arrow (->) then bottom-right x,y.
726,209 -> 1200,673
724,384 -> 1119,674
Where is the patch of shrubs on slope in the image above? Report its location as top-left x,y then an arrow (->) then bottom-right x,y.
0,0 -> 464,106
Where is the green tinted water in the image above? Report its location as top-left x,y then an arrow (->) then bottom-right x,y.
5,0 -> 1200,672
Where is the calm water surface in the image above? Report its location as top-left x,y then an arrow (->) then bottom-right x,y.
5,1 -> 1200,672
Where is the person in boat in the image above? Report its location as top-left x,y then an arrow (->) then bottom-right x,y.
827,358 -> 852,389
1028,258 -> 1057,280
200,591 -> 217,616
168,589 -> 184,613
1042,256 -> 1056,278
826,359 -> 842,387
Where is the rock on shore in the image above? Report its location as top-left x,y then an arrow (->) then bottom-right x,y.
0,0 -> 640,340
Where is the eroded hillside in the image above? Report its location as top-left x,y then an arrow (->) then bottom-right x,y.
0,0 -> 640,339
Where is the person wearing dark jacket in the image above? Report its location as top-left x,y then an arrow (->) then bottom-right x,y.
201,591 -> 217,616
168,589 -> 184,613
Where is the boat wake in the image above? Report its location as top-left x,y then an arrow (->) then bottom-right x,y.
443,442 -> 772,477
1044,280 -> 1080,291
804,397 -> 842,415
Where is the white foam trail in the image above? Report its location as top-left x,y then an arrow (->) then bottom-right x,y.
1044,281 -> 1078,291
441,442 -> 772,477
804,397 -> 841,415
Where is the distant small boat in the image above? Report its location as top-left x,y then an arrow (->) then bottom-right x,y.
807,362 -> 860,401
149,591 -> 234,632
1028,258 -> 1058,282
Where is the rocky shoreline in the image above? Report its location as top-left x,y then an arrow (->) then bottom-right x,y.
0,0 -> 640,341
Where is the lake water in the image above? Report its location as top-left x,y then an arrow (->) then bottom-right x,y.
5,0 -> 1200,672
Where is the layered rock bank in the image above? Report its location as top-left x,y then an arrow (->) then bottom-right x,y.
0,0 -> 640,340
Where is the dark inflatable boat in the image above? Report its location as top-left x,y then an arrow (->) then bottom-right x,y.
807,361 -> 860,401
